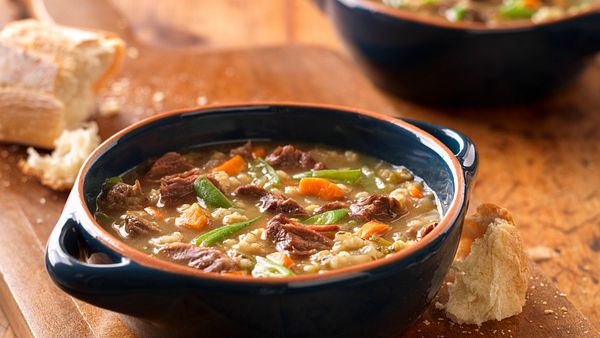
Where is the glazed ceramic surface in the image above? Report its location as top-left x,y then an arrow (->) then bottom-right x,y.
46,103 -> 477,337
326,0 -> 600,105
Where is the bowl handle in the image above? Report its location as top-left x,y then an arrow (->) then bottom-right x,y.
45,205 -> 135,299
399,118 -> 478,188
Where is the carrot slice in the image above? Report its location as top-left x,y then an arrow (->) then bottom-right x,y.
409,185 -> 424,199
144,206 -> 165,220
212,155 -> 246,176
298,177 -> 345,200
523,0 -> 540,9
252,147 -> 265,159
356,221 -> 391,240
175,203 -> 209,230
281,254 -> 295,268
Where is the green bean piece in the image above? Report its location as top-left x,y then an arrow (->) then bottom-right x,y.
251,257 -> 295,278
359,167 -> 386,193
194,216 -> 261,247
104,176 -> 123,185
292,169 -> 363,184
94,211 -> 113,225
446,5 -> 466,21
303,208 -> 348,225
256,158 -> 280,189
371,236 -> 393,247
193,176 -> 233,209
499,0 -> 535,18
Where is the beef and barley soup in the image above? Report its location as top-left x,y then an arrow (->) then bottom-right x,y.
378,0 -> 596,24
95,142 -> 441,277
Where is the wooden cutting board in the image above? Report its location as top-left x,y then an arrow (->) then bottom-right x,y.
0,1 -> 598,337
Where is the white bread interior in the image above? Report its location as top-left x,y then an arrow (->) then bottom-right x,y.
445,204 -> 529,325
0,19 -> 124,148
19,122 -> 100,191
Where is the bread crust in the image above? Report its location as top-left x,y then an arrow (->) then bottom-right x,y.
0,19 -> 125,149
0,87 -> 64,148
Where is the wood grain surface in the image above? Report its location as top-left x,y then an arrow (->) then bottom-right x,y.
0,0 -> 598,337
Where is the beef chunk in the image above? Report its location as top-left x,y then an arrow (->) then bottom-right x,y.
230,141 -> 254,159
158,243 -> 239,273
159,168 -> 201,207
235,185 -> 306,217
266,214 -> 333,257
314,201 -> 349,215
121,213 -> 161,237
265,145 -> 325,170
349,195 -> 406,222
97,180 -> 147,211
416,223 -> 437,241
144,152 -> 194,182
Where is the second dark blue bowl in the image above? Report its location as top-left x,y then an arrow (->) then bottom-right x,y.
46,103 -> 477,337
326,0 -> 600,105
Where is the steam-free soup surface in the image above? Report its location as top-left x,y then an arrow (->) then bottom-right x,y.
95,142 -> 441,277
377,0 -> 596,24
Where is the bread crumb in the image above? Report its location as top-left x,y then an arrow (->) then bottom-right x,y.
18,122 -> 100,190
126,46 -> 139,59
152,91 -> 164,103
445,204 -> 528,325
526,245 -> 558,262
423,320 -> 430,326
39,197 -> 46,205
196,95 -> 208,106
435,301 -> 445,310
560,306 -> 568,312
99,97 -> 120,117
544,309 -> 554,315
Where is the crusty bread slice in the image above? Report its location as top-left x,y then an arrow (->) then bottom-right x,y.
445,204 -> 528,325
0,19 -> 124,148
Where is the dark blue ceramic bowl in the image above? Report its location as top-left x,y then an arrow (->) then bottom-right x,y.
325,0 -> 600,105
45,103 -> 477,337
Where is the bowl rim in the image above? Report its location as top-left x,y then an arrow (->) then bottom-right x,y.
75,102 -> 466,285
334,0 -> 600,32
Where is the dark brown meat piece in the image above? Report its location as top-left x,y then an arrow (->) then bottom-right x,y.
144,152 -> 194,182
266,214 -> 333,257
158,243 -> 239,273
230,141 -> 254,159
313,201 -> 349,215
121,213 -> 161,237
416,223 -> 437,241
348,195 -> 406,222
235,185 -> 307,217
265,145 -> 325,170
159,168 -> 201,207
97,180 -> 147,211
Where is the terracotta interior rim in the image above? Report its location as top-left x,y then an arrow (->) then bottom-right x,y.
75,102 -> 466,285
336,0 -> 600,32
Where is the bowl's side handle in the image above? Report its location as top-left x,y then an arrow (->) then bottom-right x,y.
399,118 -> 478,188
45,208 -> 134,299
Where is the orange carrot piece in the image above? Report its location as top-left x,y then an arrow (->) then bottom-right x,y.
175,203 -> 209,231
356,221 -> 391,240
252,147 -> 265,159
212,155 -> 246,176
144,206 -> 165,220
298,177 -> 345,200
409,185 -> 424,199
523,0 -> 540,8
281,254 -> 295,268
